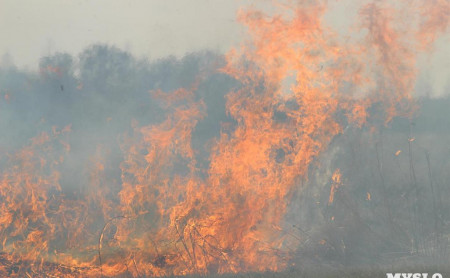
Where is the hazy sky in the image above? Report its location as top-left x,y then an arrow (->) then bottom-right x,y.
1,0 -> 449,96
0,0 -> 259,68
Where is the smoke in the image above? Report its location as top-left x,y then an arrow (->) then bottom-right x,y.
0,45 -> 232,188
0,0 -> 449,277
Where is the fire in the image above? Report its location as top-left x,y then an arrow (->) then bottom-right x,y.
329,169 -> 342,205
0,0 -> 448,277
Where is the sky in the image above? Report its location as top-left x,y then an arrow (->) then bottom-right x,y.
0,0 -> 449,97
0,0 -> 259,68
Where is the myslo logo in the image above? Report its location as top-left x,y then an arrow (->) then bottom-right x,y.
387,273 -> 443,278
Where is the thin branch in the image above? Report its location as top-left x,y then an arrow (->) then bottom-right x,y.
98,215 -> 129,278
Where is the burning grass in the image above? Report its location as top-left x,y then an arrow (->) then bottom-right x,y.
0,0 -> 449,277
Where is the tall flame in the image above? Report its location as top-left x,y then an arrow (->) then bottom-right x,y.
0,0 -> 448,277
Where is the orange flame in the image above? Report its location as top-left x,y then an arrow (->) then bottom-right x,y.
0,0 -> 448,277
